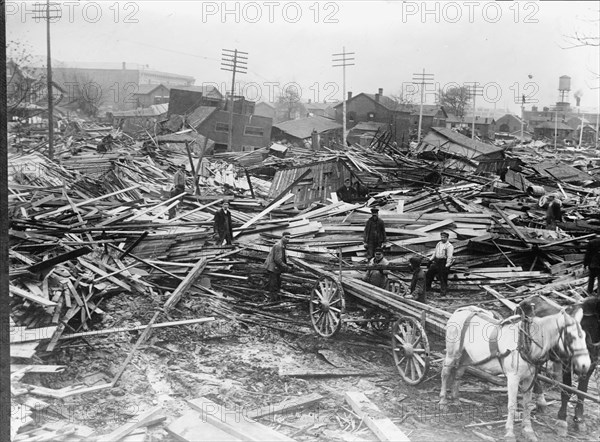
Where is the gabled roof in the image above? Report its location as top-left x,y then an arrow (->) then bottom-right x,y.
423,127 -> 503,157
170,85 -> 223,99
256,102 -> 275,109
333,93 -> 408,113
187,106 -> 217,127
495,113 -> 522,123
273,116 -> 342,139
133,84 -> 170,95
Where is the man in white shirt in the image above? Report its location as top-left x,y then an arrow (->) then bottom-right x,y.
425,231 -> 454,296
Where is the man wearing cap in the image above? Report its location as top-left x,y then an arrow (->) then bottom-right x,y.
426,231 -> 454,296
546,193 -> 563,230
213,201 -> 233,245
408,256 -> 426,303
263,231 -> 293,301
363,208 -> 386,260
336,178 -> 357,203
169,165 -> 187,219
364,248 -> 389,289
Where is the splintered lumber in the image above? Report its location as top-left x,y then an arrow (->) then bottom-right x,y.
164,257 -> 208,310
25,247 -> 92,273
10,365 -> 66,373
481,286 -> 518,311
186,397 -> 295,442
10,285 -> 57,307
111,311 -> 160,387
35,184 -> 141,219
59,317 -> 215,340
233,193 -> 295,238
278,365 -> 386,378
491,204 -> 530,245
167,410 -> 242,442
245,393 -> 323,420
96,405 -> 166,442
344,391 -> 410,442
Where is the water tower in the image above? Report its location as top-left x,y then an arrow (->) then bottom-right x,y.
556,75 -> 571,111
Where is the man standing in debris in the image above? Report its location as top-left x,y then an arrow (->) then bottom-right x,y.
425,231 -> 454,297
364,248 -> 389,289
408,256 -> 426,303
264,231 -> 293,301
546,193 -> 563,230
213,201 -> 233,245
336,178 -> 357,203
363,208 -> 386,260
169,165 -> 186,219
584,235 -> 600,296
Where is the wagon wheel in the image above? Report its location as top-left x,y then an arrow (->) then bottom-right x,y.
309,276 -> 345,338
391,317 -> 430,385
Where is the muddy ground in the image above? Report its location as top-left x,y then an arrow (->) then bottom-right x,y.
22,283 -> 600,442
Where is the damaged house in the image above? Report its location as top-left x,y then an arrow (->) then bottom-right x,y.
415,127 -> 505,173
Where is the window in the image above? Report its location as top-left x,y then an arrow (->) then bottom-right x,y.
368,112 -> 375,121
244,126 -> 264,137
242,145 -> 258,152
215,122 -> 229,132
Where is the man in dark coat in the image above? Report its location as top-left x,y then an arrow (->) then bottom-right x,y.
263,231 -> 293,301
213,201 -> 233,245
336,178 -> 357,203
169,165 -> 186,219
363,208 -> 386,260
408,256 -> 426,303
364,248 -> 389,289
584,235 -> 600,296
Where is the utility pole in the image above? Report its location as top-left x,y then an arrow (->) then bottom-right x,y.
516,94 -> 535,143
412,69 -> 434,143
332,48 -> 355,148
467,83 -> 483,140
221,48 -> 247,152
577,102 -> 585,149
34,1 -> 61,160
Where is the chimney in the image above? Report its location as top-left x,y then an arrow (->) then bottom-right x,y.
122,62 -> 126,70
347,91 -> 352,101
532,106 -> 538,112
378,88 -> 383,96
575,96 -> 581,106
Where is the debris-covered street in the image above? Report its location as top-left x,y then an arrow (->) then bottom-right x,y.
4,2 -> 600,442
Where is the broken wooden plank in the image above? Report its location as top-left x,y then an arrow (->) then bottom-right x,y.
59,317 -> 215,340
25,247 -> 92,273
96,405 -> 166,442
278,365 -> 389,378
9,285 -> 57,307
186,397 -> 295,442
344,391 -> 410,442
233,193 -> 294,238
167,410 -> 242,442
164,258 -> 208,311
246,393 -> 324,420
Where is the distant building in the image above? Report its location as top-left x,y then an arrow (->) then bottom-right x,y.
305,100 -> 336,119
533,120 -> 573,140
110,103 -> 169,134
45,63 -> 195,112
445,115 -> 495,139
167,86 -> 223,116
187,105 -> 272,153
254,102 -> 276,120
409,104 -> 448,135
494,114 -> 525,134
272,115 -> 342,147
334,88 -> 411,145
132,84 -> 170,108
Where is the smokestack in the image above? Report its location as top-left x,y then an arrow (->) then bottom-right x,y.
378,88 -> 383,96
347,91 -> 352,101
574,90 -> 583,107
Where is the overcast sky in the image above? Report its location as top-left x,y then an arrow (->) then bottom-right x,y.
7,1 -> 600,114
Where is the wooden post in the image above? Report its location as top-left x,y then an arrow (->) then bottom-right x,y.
244,168 -> 255,198
184,141 -> 200,195
164,258 -> 208,311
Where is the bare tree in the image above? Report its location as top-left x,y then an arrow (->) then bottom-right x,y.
61,71 -> 106,118
562,11 -> 599,85
6,40 -> 47,113
277,84 -> 304,122
437,86 -> 470,118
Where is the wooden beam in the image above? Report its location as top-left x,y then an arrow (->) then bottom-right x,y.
344,391 -> 410,442
246,393 -> 323,420
164,258 -> 208,311
96,406 -> 166,442
25,247 -> 92,273
9,285 -> 57,307
233,193 -> 294,238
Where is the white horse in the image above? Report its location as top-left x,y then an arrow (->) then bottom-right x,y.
439,305 -> 590,442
